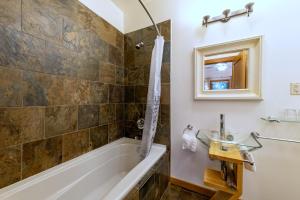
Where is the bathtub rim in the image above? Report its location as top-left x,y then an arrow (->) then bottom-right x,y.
103,141 -> 167,200
0,137 -> 166,199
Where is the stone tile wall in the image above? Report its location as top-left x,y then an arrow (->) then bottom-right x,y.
124,153 -> 170,200
0,0 -> 171,192
124,21 -> 171,151
124,21 -> 171,200
0,0 -> 125,188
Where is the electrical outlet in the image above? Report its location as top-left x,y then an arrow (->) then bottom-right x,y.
290,83 -> 300,95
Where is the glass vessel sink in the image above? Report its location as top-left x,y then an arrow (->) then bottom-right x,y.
196,129 -> 261,152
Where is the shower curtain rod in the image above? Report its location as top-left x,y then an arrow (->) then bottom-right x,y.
138,0 -> 161,36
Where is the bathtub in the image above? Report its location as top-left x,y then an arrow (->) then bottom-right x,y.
0,138 -> 166,200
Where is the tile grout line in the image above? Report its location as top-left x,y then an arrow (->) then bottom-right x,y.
76,105 -> 79,131
20,144 -> 23,181
61,131 -> 64,162
20,0 -> 23,32
88,128 -> 91,151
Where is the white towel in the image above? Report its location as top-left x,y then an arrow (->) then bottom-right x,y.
242,151 -> 256,172
182,129 -> 198,152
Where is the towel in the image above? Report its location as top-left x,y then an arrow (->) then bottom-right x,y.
182,129 -> 198,152
242,150 -> 256,172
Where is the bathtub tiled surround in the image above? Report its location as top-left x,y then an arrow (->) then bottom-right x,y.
161,184 -> 210,200
124,21 -> 171,150
0,0 -> 171,192
0,138 -> 166,199
123,21 -> 171,200
124,153 -> 170,200
0,0 -> 125,188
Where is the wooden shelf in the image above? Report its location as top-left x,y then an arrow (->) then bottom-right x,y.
209,142 -> 243,164
204,142 -> 244,200
204,168 -> 236,194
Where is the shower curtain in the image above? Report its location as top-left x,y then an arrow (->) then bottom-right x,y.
140,36 -> 165,159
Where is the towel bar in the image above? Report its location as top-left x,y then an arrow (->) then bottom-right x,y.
252,132 -> 300,144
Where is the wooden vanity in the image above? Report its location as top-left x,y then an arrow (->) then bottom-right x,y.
204,142 -> 244,200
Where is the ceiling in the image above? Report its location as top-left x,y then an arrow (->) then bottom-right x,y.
111,0 -> 153,13
111,0 -> 135,12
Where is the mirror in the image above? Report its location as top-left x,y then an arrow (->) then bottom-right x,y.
194,36 -> 262,100
204,50 -> 248,91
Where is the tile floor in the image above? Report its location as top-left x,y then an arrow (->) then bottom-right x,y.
161,184 -> 210,200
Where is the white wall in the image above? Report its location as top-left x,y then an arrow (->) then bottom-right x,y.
79,0 -> 124,32
118,0 -> 300,199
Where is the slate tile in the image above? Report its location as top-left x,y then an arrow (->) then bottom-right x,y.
90,82 -> 109,104
78,105 -> 100,129
63,78 -> 79,105
156,153 -> 170,198
125,86 -> 135,103
108,122 -> 124,142
22,136 -> 62,178
0,107 -> 44,148
76,52 -> 100,81
69,5 -> 119,48
163,42 -> 170,64
62,17 -> 81,51
45,106 -> 77,138
143,64 -> 150,85
42,43 -> 78,78
23,71 -> 64,106
22,0 -> 63,43
159,20 -> 171,42
99,62 -> 115,84
99,104 -> 115,125
109,85 -> 125,103
0,146 -> 21,188
96,18 -> 117,47
142,26 -> 157,46
139,173 -> 156,200
90,125 -> 108,150
116,30 -> 124,50
76,79 -> 91,105
128,67 -> 145,85
161,63 -> 170,84
125,104 -> 144,121
135,86 -> 148,103
135,45 -> 152,66
161,84 -> 170,105
0,0 -> 21,30
0,26 -> 45,71
116,67 -> 125,85
0,67 -> 23,107
62,129 -> 90,162
109,45 -> 123,66
116,104 -> 125,121
124,35 -> 135,69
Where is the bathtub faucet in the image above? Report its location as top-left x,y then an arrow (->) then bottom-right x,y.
134,132 -> 143,140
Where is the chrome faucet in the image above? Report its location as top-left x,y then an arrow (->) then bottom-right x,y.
220,114 -> 228,151
220,114 -> 226,140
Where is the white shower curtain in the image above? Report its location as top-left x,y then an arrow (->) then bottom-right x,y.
140,36 -> 165,159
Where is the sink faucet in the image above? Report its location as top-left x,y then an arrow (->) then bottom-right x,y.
220,114 -> 228,151
220,114 -> 226,140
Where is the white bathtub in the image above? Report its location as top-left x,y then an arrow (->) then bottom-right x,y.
0,138 -> 166,200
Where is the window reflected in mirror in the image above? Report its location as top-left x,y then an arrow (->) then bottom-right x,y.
203,50 -> 248,91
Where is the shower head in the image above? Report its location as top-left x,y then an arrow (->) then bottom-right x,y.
136,41 -> 144,49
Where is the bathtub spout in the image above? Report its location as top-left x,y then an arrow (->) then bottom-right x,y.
134,133 -> 143,140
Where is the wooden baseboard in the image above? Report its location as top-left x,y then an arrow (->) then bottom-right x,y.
170,177 -> 215,197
